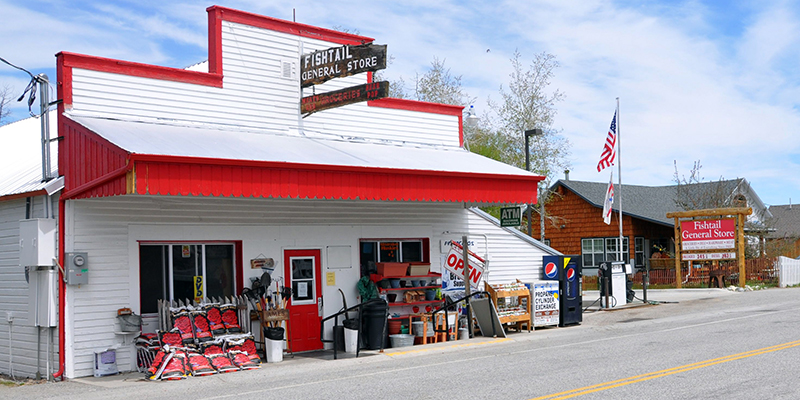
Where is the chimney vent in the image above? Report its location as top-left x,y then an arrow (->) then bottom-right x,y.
564,170 -> 570,181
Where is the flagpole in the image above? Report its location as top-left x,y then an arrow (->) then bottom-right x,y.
616,97 -> 624,263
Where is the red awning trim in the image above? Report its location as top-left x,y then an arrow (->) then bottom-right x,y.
131,154 -> 541,204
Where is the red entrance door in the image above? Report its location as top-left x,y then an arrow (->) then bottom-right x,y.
284,249 -> 323,352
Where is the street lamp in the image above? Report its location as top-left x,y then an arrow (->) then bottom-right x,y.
464,105 -> 479,128
524,129 -> 542,238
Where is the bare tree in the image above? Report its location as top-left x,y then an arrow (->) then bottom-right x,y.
0,84 -> 13,125
672,160 -> 732,210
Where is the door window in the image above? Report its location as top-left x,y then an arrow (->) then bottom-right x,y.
290,257 -> 316,304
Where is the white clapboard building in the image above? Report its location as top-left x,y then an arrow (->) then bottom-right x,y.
0,6 -> 559,379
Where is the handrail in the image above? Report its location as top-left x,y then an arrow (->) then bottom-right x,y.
320,297 -> 387,359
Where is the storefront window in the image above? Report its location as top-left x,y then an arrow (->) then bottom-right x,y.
634,237 -> 645,267
359,238 -> 428,275
581,238 -> 604,267
139,243 -> 235,314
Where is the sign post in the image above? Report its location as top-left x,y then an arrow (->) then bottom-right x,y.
666,207 -> 752,288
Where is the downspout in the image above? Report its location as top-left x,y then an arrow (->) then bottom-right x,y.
52,198 -> 66,380
52,158 -> 135,381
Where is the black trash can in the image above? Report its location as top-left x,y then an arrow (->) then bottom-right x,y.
361,299 -> 388,350
333,325 -> 345,351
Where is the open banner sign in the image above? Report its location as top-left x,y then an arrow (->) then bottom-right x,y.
442,242 -> 485,290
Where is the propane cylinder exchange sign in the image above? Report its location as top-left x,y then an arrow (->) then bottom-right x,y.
533,281 -> 559,327
680,218 -> 736,250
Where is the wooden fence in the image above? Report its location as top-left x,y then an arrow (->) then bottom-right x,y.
582,257 -> 778,288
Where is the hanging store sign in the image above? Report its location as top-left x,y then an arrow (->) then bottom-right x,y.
680,218 -> 735,250
301,43 -> 387,87
442,242 -> 485,290
500,206 -> 521,227
301,81 -> 389,115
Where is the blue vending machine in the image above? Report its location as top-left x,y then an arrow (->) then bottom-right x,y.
542,255 -> 582,327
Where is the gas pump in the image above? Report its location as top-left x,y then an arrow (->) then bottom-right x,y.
598,261 -> 626,308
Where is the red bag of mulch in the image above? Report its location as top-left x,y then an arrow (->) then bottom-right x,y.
200,339 -> 225,356
190,311 -> 214,342
160,350 -> 188,380
225,335 -> 261,364
208,353 -> 239,373
205,305 -> 227,335
220,304 -> 241,333
172,312 -> 196,345
158,329 -> 183,348
186,350 -> 217,377
146,348 -> 170,379
229,350 -> 260,370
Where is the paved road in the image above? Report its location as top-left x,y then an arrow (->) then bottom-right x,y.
2,288 -> 799,400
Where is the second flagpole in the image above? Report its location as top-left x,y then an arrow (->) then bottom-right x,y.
616,98 -> 623,264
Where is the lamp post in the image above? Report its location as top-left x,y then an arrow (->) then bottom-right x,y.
524,129 -> 542,238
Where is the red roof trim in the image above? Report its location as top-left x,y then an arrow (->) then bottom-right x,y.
207,6 -> 374,46
130,154 -> 541,204
57,52 -> 223,89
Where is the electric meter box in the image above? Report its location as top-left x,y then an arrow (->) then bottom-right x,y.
19,219 -> 56,267
66,252 -> 89,285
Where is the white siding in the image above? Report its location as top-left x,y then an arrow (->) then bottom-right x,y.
778,256 -> 800,288
64,196 -> 549,377
0,195 -> 59,379
464,210 -> 557,284
69,21 -> 460,147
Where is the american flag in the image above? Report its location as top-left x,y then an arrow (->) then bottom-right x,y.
596,111 -> 617,172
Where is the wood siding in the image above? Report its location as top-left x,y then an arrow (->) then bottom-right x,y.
64,196 -> 550,377
534,186 -> 673,261
68,21 -> 459,148
0,196 -> 59,379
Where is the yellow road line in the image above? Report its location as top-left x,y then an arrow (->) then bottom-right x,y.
531,339 -> 800,400
386,338 -> 511,356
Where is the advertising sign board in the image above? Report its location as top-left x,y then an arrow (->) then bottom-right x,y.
500,206 -> 521,227
680,218 -> 735,250
533,281 -> 559,327
301,81 -> 388,115
441,242 -> 485,290
301,43 -> 387,87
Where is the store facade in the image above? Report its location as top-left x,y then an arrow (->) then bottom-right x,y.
0,6 -> 557,379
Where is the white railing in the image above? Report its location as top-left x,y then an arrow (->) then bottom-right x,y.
778,256 -> 800,288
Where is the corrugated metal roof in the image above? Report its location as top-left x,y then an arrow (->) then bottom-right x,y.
0,111 -> 59,198
68,115 -> 533,177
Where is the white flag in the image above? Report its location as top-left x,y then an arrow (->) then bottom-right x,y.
602,171 -> 614,225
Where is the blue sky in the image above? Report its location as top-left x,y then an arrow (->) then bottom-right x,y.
1,0 -> 799,207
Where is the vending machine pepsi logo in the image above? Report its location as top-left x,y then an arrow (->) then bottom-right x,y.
566,267 -> 576,282
544,262 -> 558,279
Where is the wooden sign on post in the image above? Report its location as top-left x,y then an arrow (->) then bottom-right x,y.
666,207 -> 752,288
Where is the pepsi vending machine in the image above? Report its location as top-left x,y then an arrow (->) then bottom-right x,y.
542,255 -> 582,327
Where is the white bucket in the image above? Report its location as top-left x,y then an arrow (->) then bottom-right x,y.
344,328 -> 358,353
265,339 -> 283,363
412,321 -> 434,337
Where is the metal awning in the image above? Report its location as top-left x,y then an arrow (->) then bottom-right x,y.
62,115 -> 543,204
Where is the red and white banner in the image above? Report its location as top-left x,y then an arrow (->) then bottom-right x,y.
442,242 -> 485,290
680,219 -> 735,250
